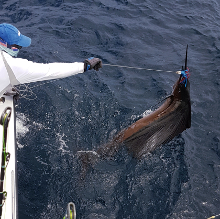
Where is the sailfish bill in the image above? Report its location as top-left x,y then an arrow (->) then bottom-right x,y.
78,46 -> 191,165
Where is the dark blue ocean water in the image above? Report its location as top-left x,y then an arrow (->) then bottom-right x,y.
1,0 -> 220,218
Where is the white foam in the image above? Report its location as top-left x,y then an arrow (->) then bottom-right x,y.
16,113 -> 29,138
16,113 -> 43,149
56,133 -> 69,154
142,109 -> 153,117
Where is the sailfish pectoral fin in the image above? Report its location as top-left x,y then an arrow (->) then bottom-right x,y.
124,99 -> 191,159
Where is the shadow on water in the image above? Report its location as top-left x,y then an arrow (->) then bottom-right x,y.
75,135 -> 188,219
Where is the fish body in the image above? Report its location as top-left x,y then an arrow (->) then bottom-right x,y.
123,75 -> 191,158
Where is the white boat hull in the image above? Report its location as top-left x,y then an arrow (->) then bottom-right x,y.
0,95 -> 17,219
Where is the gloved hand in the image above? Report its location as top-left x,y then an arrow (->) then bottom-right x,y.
84,57 -> 102,72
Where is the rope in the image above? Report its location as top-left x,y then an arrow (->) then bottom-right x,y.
103,63 -> 181,74
15,77 -> 63,101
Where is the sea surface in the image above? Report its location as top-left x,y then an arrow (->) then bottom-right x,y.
1,0 -> 220,218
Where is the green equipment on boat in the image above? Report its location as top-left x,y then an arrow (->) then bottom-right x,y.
63,202 -> 76,219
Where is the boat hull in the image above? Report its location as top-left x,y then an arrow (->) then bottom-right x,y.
0,95 -> 17,219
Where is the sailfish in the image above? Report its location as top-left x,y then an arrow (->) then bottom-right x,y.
78,46 -> 191,165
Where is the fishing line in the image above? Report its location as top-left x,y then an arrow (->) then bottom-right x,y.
103,63 -> 181,74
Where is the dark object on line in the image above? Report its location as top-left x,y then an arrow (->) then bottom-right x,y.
84,57 -> 102,71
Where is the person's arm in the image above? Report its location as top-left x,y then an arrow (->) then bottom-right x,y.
4,52 -> 102,84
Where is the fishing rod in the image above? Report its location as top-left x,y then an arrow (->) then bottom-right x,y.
102,63 -> 182,74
